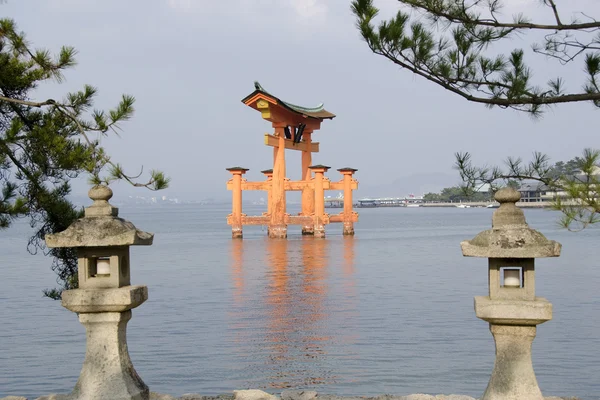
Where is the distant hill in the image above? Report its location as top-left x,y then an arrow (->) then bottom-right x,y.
356,172 -> 460,198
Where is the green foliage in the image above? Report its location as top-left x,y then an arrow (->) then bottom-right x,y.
423,185 -> 491,203
352,0 -> 600,116
0,19 -> 168,298
456,149 -> 600,230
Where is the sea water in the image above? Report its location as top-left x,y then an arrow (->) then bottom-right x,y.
0,205 -> 598,399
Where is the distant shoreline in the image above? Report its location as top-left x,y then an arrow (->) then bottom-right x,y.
353,201 -> 555,209
420,202 -> 551,208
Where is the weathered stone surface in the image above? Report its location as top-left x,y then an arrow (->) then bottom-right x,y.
70,310 -> 149,400
474,296 -> 552,326
177,396 -> 205,400
461,188 -> 561,258
233,390 -> 279,400
45,215 -> 153,247
150,393 -> 178,400
177,396 -> 234,400
45,185 -> 153,248
61,285 -> 148,313
544,398 -> 581,400
481,325 -> 543,400
461,227 -> 561,258
370,395 -> 405,400
281,390 -> 317,400
84,185 -> 118,218
315,396 -> 364,400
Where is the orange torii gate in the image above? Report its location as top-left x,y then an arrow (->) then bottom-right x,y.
226,82 -> 358,239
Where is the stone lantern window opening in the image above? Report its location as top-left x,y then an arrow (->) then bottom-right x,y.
488,258 -> 535,301
501,267 -> 522,288
78,246 -> 131,289
92,256 -> 111,276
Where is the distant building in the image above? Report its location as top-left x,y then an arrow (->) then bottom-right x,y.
477,183 -> 491,193
517,182 -> 550,202
517,166 -> 599,203
356,196 -> 424,207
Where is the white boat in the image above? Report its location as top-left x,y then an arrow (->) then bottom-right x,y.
456,204 -> 470,208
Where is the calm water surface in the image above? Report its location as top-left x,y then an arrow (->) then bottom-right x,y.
1,204 -> 599,399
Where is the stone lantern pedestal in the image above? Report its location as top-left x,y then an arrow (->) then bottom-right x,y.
45,185 -> 153,400
474,296 -> 552,400
60,286 -> 148,400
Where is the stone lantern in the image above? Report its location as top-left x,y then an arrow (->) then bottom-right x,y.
461,188 -> 561,400
45,185 -> 152,400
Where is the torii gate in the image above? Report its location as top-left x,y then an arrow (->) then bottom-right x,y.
226,82 -> 358,239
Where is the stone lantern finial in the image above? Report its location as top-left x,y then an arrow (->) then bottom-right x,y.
491,187 -> 527,228
85,185 -> 118,218
89,184 -> 113,201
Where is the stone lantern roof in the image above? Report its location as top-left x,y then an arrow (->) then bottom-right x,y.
45,185 -> 153,248
461,188 -> 561,258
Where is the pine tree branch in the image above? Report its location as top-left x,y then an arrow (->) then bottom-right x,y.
545,0 -> 563,26
52,104 -> 166,190
0,139 -> 37,183
1,91 -> 165,191
401,0 -> 598,30
377,45 -> 600,107
353,0 -> 600,114
0,95 -> 57,108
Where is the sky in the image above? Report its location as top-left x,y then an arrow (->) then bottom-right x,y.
3,0 -> 600,201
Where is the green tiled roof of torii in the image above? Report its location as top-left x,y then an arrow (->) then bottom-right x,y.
226,167 -> 249,172
309,164 -> 331,170
242,81 -> 336,120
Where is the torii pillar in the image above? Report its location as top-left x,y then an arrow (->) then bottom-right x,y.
310,165 -> 330,238
301,129 -> 314,235
270,122 -> 288,238
261,169 -> 274,237
226,167 -> 249,239
261,169 -> 274,217
338,167 -> 358,236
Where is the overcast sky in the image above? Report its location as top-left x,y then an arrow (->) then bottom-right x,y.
3,0 -> 600,200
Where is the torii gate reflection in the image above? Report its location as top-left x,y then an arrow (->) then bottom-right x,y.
229,237 -> 358,389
